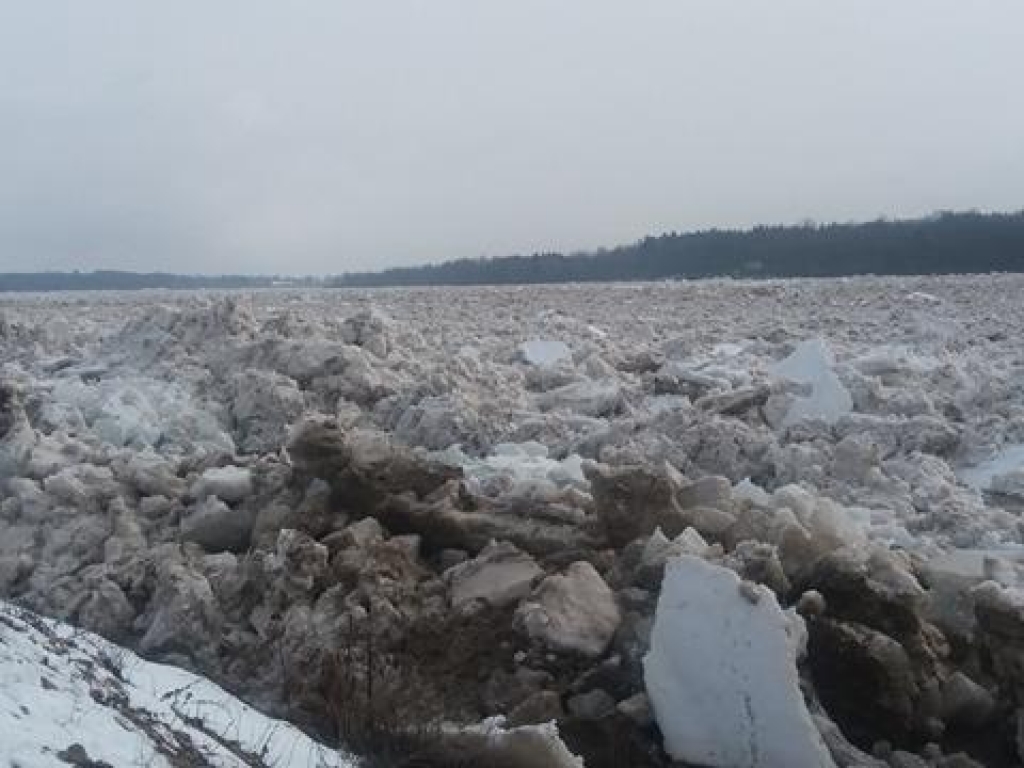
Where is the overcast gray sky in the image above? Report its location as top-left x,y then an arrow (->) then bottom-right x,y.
1,2 -> 1022,275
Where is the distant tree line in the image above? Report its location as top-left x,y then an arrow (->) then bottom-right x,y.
0,270 -> 316,292
331,210 -> 1024,287
4,211 -> 1022,292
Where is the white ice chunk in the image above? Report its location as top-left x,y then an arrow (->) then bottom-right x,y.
434,441 -> 588,500
852,345 -> 937,379
960,444 -> 1024,495
992,470 -> 1024,499
771,338 -> 852,426
733,477 -> 773,507
644,556 -> 835,768
521,339 -> 572,367
536,379 -> 622,417
710,341 -> 746,357
192,465 -> 253,504
922,548 -> 1024,635
443,717 -> 583,767
49,375 -> 234,455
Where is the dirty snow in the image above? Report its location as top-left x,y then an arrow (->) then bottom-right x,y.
0,600 -> 354,768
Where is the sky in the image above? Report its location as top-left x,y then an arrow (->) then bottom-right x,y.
1,2 -> 1022,276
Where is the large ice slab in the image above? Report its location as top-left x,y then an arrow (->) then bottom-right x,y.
771,338 -> 852,426
643,556 -> 835,768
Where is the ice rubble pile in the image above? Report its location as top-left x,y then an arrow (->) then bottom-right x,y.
3,275 -> 1024,766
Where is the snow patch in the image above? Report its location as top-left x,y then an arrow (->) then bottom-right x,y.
0,600 -> 354,768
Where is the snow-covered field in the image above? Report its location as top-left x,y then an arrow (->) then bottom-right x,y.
3,275 -> 1024,766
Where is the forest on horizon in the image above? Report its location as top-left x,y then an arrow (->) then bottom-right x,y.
333,210 -> 1024,287
2,210 -> 1023,291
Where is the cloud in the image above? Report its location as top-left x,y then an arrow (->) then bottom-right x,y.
1,1 -> 1023,274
